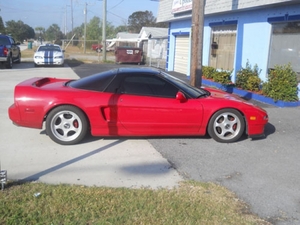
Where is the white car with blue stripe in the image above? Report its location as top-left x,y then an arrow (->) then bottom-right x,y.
34,44 -> 64,67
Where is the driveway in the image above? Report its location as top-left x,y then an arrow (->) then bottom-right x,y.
0,62 -> 182,189
70,63 -> 300,225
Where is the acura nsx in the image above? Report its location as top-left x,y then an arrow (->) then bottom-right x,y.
8,67 -> 268,145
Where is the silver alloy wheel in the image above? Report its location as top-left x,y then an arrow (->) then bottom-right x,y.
49,110 -> 83,142
212,112 -> 241,140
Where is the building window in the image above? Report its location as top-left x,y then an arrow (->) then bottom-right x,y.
209,25 -> 237,71
268,22 -> 300,79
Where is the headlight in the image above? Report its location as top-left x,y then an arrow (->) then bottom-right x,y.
35,56 -> 43,59
54,56 -> 63,59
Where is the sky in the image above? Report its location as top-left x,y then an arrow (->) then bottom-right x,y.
0,0 -> 159,32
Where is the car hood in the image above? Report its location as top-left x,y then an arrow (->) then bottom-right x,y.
205,87 -> 250,103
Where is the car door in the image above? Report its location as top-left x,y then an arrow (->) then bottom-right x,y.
115,74 -> 203,135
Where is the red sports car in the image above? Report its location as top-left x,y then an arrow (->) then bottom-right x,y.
8,67 -> 268,145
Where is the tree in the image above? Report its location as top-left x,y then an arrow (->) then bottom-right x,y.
73,24 -> 84,39
105,21 -> 116,39
5,20 -> 35,41
25,24 -> 35,40
45,24 -> 64,42
0,16 -> 5,34
115,25 -> 128,34
35,26 -> 45,40
156,21 -> 169,29
127,11 -> 156,33
86,16 -> 101,41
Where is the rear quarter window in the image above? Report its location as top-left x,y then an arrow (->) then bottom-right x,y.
69,71 -> 116,92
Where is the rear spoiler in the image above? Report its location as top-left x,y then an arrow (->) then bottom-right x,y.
16,77 -> 70,88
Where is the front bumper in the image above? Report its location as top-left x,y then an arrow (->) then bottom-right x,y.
34,58 -> 64,65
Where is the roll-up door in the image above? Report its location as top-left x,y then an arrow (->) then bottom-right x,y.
174,36 -> 189,74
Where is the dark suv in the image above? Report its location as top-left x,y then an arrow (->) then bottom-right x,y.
0,35 -> 21,69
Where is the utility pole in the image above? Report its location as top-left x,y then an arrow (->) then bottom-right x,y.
102,0 -> 107,62
84,2 -> 87,53
190,0 -> 205,87
65,6 -> 68,35
71,0 -> 74,44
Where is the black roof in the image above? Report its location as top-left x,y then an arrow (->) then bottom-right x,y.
116,67 -> 161,75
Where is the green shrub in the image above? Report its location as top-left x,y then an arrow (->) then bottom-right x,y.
262,64 -> 299,101
212,69 -> 232,85
236,61 -> 262,92
202,66 -> 216,79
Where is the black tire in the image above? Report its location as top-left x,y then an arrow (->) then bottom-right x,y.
46,105 -> 88,145
6,56 -> 12,69
16,53 -> 21,63
207,109 -> 245,143
34,63 -> 38,67
96,48 -> 102,53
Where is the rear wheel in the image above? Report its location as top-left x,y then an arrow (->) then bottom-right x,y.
6,56 -> 12,69
208,109 -> 245,143
46,105 -> 88,145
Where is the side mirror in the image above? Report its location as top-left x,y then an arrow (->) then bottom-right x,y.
176,91 -> 187,103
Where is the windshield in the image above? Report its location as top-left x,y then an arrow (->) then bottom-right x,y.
38,46 -> 62,52
160,71 -> 209,98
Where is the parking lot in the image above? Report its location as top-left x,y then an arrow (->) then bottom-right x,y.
1,62 -> 300,224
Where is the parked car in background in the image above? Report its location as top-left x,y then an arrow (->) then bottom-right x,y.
0,34 -> 21,69
33,44 -> 65,67
91,44 -> 103,53
8,67 -> 269,145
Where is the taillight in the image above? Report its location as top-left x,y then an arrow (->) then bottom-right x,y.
3,47 -> 8,56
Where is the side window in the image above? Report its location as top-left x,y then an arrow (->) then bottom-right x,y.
9,37 -> 15,44
119,75 -> 178,98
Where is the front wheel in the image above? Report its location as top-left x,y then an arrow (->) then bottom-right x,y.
16,53 -> 21,63
208,109 -> 245,143
46,105 -> 88,145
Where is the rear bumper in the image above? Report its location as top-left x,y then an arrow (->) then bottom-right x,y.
8,103 -> 42,129
8,103 -> 21,125
0,57 -> 8,62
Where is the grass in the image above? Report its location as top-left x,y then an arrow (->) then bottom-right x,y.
0,181 -> 270,225
21,47 -> 37,58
